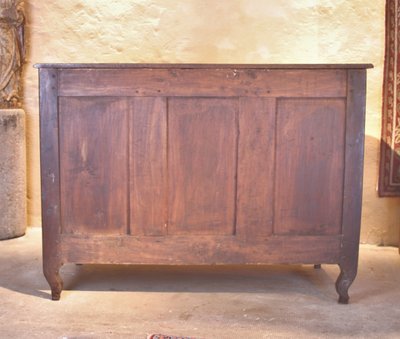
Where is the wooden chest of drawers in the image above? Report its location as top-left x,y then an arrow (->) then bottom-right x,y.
36,63 -> 371,302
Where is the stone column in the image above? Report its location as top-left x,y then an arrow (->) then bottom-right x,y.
0,1 -> 26,239
0,109 -> 26,239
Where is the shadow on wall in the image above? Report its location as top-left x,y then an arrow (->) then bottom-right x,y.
362,135 -> 400,246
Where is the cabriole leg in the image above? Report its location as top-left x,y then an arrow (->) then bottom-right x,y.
43,260 -> 63,300
335,262 -> 357,304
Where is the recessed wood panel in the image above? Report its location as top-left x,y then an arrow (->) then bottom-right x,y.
236,97 -> 276,237
168,98 -> 238,235
130,97 -> 167,236
275,98 -> 346,235
59,97 -> 128,235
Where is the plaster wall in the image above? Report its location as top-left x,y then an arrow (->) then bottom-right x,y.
23,0 -> 400,245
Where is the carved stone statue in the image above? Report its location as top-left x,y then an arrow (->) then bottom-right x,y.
0,0 -> 25,108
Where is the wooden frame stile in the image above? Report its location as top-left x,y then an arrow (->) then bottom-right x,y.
39,68 -> 63,300
336,69 -> 367,304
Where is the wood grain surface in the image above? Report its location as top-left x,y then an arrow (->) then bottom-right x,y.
58,68 -> 347,98
130,97 -> 167,236
59,97 -> 128,235
39,68 -> 63,300
275,98 -> 346,235
168,98 -> 237,235
60,234 -> 342,265
236,97 -> 276,237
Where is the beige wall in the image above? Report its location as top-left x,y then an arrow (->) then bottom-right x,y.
24,0 -> 400,246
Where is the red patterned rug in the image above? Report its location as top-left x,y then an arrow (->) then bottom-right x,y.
147,335 -> 196,339
379,0 -> 400,196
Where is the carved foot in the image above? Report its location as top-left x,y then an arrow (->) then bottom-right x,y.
44,262 -> 63,301
314,264 -> 321,269
51,287 -> 62,301
335,264 -> 357,304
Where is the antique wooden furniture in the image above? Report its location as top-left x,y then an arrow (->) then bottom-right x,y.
36,63 -> 372,303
